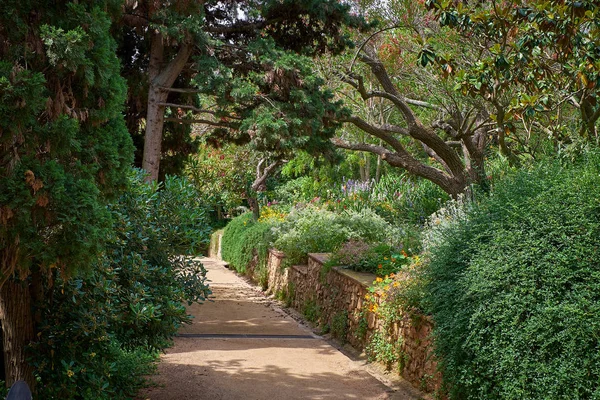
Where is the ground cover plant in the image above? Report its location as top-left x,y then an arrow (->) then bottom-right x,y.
425,154 -> 600,399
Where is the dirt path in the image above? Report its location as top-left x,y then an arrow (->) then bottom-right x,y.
138,258 -> 424,400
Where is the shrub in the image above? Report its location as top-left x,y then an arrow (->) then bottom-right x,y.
272,205 -> 395,266
426,155 -> 600,399
30,171 -> 211,399
328,241 -> 412,276
221,212 -> 276,284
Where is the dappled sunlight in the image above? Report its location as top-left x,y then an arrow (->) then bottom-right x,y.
142,352 -> 390,400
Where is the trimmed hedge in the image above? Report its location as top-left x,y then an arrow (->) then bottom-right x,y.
221,213 -> 274,287
426,155 -> 600,399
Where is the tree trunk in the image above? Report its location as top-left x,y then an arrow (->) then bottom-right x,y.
0,278 -> 35,390
141,32 -> 193,181
247,197 -> 260,221
142,84 -> 168,182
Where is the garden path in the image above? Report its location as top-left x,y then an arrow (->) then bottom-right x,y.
137,258 -> 423,400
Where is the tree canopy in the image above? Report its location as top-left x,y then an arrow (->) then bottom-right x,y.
117,0 -> 370,180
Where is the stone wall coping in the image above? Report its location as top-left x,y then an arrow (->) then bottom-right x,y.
307,253 -> 331,264
291,265 -> 308,275
269,248 -> 285,257
332,267 -> 377,288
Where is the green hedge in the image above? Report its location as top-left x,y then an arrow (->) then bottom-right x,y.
221,213 -> 274,287
426,155 -> 600,399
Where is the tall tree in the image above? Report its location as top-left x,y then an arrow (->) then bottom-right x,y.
426,0 -> 600,153
323,1 -> 492,197
118,0 -> 369,181
0,0 -> 133,388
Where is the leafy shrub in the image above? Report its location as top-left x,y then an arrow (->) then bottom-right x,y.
426,155 -> 600,399
272,205 -> 395,266
365,332 -> 404,371
221,212 -> 276,284
30,171 -> 211,399
328,241 -> 412,276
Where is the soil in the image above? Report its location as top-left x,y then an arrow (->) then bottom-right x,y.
137,258 -> 426,400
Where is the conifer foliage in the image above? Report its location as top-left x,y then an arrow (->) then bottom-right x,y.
0,0 -> 133,388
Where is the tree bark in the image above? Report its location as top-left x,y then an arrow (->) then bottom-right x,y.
142,32 -> 193,181
0,277 -> 35,390
247,197 -> 260,221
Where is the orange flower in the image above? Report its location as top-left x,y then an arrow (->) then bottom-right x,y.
378,264 -> 383,269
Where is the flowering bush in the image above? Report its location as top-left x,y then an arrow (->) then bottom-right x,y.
328,241 -> 412,276
362,255 -> 427,371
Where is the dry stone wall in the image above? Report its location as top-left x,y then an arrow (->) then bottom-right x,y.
269,251 -> 441,393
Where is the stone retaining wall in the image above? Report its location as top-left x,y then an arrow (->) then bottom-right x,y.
265,249 -> 288,296
271,251 -> 441,393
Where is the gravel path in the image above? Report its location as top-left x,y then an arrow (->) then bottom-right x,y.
137,258 -> 424,400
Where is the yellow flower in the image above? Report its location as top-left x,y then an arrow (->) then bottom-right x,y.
375,277 -> 383,283
384,257 -> 388,260
384,285 -> 390,291
393,282 -> 400,288
365,294 -> 371,300
67,369 -> 75,378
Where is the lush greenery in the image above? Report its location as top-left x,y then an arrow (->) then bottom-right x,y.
221,212 -> 281,288
328,242 -> 413,277
272,205 -> 396,266
29,172 -> 211,399
426,155 -> 600,399
0,0 -> 134,389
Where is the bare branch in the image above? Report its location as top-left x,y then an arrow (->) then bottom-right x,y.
154,43 -> 193,88
158,103 -> 216,114
164,117 -> 231,128
252,159 -> 284,192
332,137 -> 462,195
159,87 -> 203,93
340,116 -> 407,153
404,97 -> 443,111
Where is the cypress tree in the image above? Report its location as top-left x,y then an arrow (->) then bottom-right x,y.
0,0 -> 133,388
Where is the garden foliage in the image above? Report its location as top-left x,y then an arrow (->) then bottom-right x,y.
221,212 -> 279,287
272,205 -> 395,266
328,241 -> 412,277
426,154 -> 600,399
30,171 -> 211,399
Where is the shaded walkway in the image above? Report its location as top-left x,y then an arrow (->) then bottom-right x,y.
138,258 -> 423,400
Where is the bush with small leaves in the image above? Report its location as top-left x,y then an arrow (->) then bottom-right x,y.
426,154 -> 600,399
